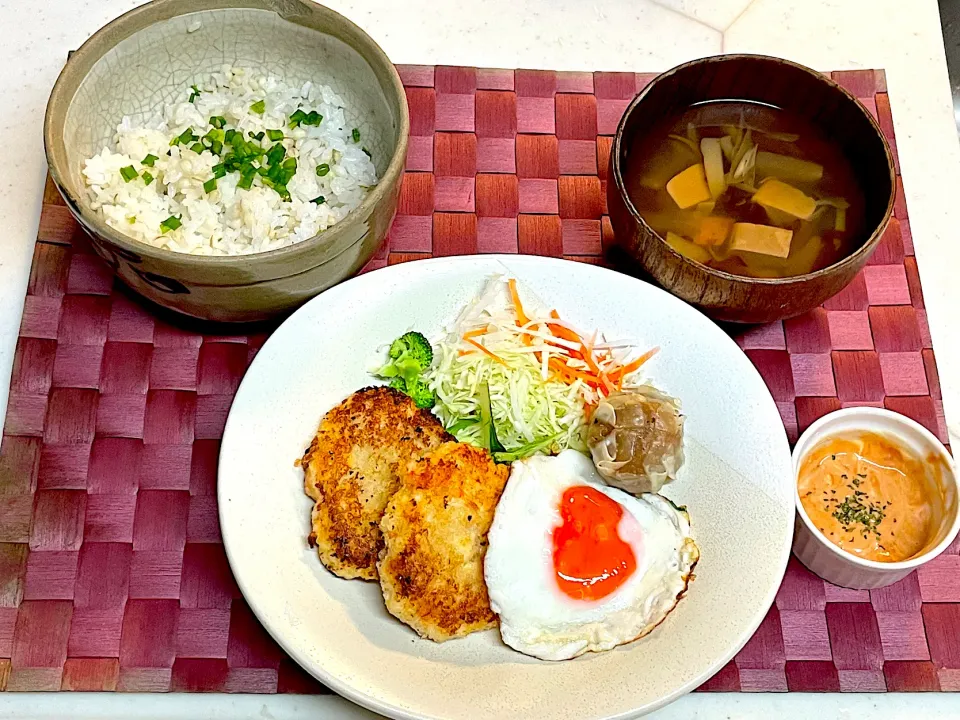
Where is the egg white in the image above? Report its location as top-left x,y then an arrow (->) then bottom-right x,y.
484,450 -> 699,661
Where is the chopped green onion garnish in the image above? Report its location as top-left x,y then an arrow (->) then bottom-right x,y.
248,130 -> 265,141
160,215 -> 182,233
224,129 -> 237,144
362,147 -> 371,158
266,129 -> 284,141
189,85 -> 201,103
179,127 -> 196,144
311,195 -> 326,205
289,109 -> 307,128
302,111 -> 322,127
250,100 -> 266,114
119,165 -> 138,182
209,116 -> 226,129
266,143 -> 285,166
211,163 -> 226,179
141,154 -> 158,167
203,177 -> 217,193
277,156 -> 297,185
128,216 -> 136,224
237,165 -> 257,190
210,140 -> 223,155
141,171 -> 154,185
315,163 -> 330,177
351,128 -> 360,142
190,142 -> 204,154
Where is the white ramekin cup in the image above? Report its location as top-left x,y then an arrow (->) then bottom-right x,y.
792,407 -> 960,589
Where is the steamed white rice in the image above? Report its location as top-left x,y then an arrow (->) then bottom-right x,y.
81,66 -> 378,256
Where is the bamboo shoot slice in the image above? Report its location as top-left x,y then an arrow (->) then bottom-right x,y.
762,206 -> 797,228
719,136 -> 734,162
700,138 -> 726,199
666,231 -> 711,264
667,134 -> 701,157
752,178 -> 816,220
755,151 -> 824,184
790,235 -> 824,275
835,207 -> 847,232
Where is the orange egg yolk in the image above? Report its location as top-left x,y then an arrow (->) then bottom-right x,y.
552,485 -> 638,601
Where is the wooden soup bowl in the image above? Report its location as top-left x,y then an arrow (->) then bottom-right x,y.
607,54 -> 895,324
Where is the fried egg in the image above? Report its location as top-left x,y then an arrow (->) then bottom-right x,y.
484,450 -> 699,661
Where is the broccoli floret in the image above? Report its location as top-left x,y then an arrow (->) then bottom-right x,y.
405,377 -> 436,409
390,331 -> 433,366
377,331 -> 433,384
388,376 -> 435,409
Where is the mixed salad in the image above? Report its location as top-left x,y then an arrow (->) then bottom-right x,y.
373,276 -> 658,463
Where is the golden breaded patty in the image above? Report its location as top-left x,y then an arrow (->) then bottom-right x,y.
378,441 -> 509,641
302,387 -> 450,580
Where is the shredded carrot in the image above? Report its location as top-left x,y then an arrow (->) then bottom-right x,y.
580,344 -> 599,373
465,338 -> 508,366
548,325 -> 582,346
462,328 -> 488,340
609,347 -> 660,381
546,310 -> 585,347
578,343 -> 615,394
508,279 -> 530,326
549,358 -> 600,388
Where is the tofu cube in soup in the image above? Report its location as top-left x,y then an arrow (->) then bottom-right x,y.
730,223 -> 793,259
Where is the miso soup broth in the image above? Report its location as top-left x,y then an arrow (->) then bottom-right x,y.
624,101 -> 867,278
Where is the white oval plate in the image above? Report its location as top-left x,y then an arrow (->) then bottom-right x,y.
219,255 -> 794,720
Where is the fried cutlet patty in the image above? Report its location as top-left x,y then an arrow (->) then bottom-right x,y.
378,441 -> 509,641
302,387 -> 451,580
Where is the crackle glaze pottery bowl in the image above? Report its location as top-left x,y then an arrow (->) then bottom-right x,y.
44,0 -> 408,323
608,54 -> 895,324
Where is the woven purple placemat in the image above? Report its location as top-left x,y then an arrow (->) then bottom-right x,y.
0,65 -> 953,694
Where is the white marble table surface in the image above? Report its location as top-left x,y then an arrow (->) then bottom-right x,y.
2,0 -> 960,717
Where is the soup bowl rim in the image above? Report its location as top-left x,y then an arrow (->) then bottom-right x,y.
610,52 -> 897,286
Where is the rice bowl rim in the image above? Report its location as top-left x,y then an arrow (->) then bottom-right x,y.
43,0 -> 410,267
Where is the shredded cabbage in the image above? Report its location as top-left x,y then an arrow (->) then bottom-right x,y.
431,333 -> 589,453
425,275 -> 653,458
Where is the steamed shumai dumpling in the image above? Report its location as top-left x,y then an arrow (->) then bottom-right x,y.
586,386 -> 685,495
